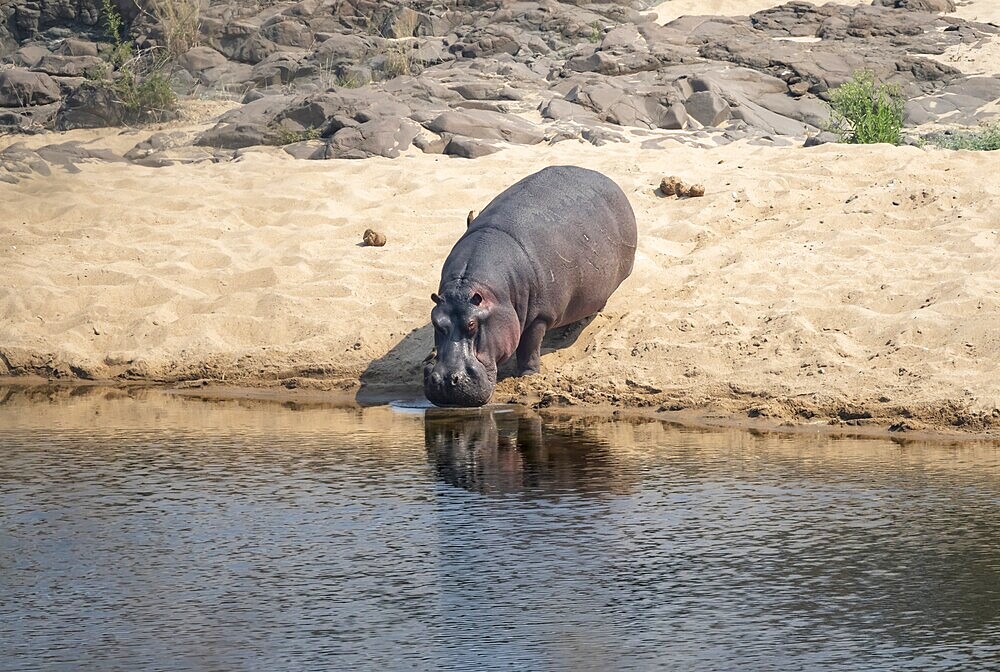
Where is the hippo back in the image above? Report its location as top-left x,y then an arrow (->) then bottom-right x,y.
454,165 -> 637,326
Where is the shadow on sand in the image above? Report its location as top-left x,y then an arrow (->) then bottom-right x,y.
355,316 -> 596,406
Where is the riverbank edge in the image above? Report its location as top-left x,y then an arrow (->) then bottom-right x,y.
3,375 -> 998,445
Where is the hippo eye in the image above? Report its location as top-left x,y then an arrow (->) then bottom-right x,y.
467,319 -> 477,332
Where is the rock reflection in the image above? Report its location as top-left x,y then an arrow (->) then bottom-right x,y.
424,407 -> 634,497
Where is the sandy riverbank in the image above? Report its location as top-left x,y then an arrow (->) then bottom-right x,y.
2,123 -> 999,434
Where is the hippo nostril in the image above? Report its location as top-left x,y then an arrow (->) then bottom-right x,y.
450,373 -> 461,386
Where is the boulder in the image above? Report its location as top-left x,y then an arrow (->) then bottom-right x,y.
275,90 -> 410,133
564,81 -> 688,130
195,94 -> 294,148
13,45 -> 51,68
214,23 -> 278,64
55,84 -> 126,130
314,34 -> 372,67
444,135 -> 501,158
282,139 -> 328,159
684,91 -> 731,126
0,69 -> 61,106
129,146 -> 225,168
426,109 -> 545,145
124,132 -> 192,162
33,141 -> 126,170
261,19 -> 314,48
177,46 -> 230,74
56,38 -> 99,56
873,0 -> 956,11
250,53 -> 314,87
327,117 -> 421,158
377,6 -> 424,39
32,54 -> 104,77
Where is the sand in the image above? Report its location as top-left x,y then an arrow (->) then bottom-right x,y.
3,0 -> 1000,434
2,116 -> 1000,435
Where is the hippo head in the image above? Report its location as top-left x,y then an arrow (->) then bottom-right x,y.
423,284 -> 518,407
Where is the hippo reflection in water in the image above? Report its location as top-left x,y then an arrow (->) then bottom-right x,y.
423,408 -> 636,497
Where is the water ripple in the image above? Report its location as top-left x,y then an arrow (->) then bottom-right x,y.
0,391 -> 998,671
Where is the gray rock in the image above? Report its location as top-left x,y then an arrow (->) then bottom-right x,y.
413,128 -> 447,154
314,34 -> 372,67
124,132 -> 191,162
214,23 -> 278,65
197,62 -> 254,89
131,146 -> 225,168
444,135 -> 500,158
426,109 -> 544,145
684,90 -> 731,126
282,139 -> 328,159
0,144 -> 54,183
262,19 -> 314,48
327,117 -> 420,158
195,95 -> 294,149
564,81 -> 688,130
582,125 -> 628,146
32,54 -> 104,77
540,98 -> 601,124
873,0 -> 955,11
250,53 -> 314,87
0,69 -> 61,106
449,81 -> 521,101
377,6 -> 424,39
12,45 -> 51,69
57,37 -> 99,56
33,140 -> 126,170
275,90 -> 410,133
55,84 -> 126,130
177,46 -> 230,74
803,131 -> 839,147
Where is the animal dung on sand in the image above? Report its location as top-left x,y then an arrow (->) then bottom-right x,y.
659,176 -> 705,198
362,228 -> 386,246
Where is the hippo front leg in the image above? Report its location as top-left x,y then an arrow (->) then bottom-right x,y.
515,319 -> 547,376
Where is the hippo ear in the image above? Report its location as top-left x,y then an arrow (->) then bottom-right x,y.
431,293 -> 441,304
470,293 -> 483,306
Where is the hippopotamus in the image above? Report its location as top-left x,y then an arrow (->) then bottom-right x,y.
423,165 -> 637,407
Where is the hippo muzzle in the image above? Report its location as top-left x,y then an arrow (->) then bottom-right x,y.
423,353 -> 496,407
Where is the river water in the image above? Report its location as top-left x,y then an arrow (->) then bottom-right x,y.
1,386 -> 998,671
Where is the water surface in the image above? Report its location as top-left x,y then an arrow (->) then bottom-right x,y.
1,387 -> 998,671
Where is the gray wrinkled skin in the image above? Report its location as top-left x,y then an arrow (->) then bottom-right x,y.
424,165 -> 637,407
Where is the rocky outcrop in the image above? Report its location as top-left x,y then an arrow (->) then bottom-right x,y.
0,68 -> 61,106
2,0 -> 998,163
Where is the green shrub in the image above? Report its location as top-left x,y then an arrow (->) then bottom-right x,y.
380,44 -> 413,78
98,0 -> 178,123
826,70 -> 904,145
102,0 -> 133,67
587,21 -> 602,43
112,68 -> 176,119
334,72 -> 366,89
274,127 -> 323,145
922,123 -> 1000,151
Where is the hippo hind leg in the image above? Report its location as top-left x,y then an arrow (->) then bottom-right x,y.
516,319 -> 547,376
